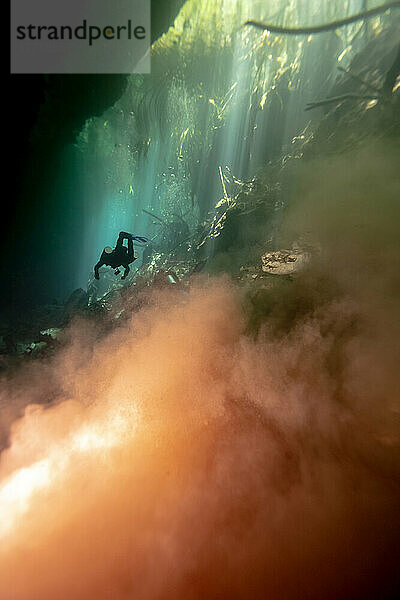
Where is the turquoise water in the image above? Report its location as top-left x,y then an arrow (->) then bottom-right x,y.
72,0 -> 396,288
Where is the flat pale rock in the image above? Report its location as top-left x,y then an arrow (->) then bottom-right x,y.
261,249 -> 310,275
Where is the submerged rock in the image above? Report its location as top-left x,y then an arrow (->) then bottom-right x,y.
40,327 -> 63,340
261,249 -> 311,275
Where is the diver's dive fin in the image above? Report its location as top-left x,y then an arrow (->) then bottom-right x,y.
130,235 -> 149,244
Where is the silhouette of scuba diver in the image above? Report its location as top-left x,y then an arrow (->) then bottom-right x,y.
94,231 -> 148,280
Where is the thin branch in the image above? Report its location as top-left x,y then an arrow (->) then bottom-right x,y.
245,1 -> 400,35
305,94 -> 378,111
218,166 -> 230,204
142,208 -> 165,224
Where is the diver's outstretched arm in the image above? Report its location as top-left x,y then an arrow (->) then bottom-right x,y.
116,232 -> 125,250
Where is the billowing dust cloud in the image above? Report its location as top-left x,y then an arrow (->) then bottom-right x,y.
0,144 -> 399,599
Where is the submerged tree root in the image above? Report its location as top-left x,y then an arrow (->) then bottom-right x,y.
245,1 -> 400,35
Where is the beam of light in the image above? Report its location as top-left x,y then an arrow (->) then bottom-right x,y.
0,405 -> 138,540
0,459 -> 51,538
